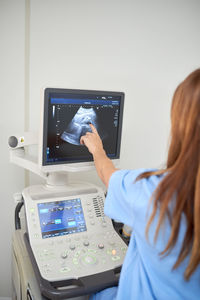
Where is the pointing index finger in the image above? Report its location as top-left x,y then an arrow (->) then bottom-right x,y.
90,123 -> 98,134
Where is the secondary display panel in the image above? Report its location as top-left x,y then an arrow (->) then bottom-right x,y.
38,198 -> 87,239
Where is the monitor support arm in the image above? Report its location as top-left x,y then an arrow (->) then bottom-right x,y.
9,147 -> 47,179
8,131 -> 47,179
9,146 -> 70,186
8,131 -> 98,187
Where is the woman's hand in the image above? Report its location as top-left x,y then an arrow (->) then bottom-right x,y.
80,124 -> 117,187
80,124 -> 105,158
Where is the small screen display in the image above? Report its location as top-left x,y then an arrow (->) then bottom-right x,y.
37,198 -> 87,239
43,89 -> 124,165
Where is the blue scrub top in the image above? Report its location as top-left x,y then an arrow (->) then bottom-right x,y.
90,169 -> 200,300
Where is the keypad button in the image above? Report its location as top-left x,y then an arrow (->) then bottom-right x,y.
81,255 -> 97,265
75,250 -> 81,258
70,244 -> 76,250
83,241 -> 89,246
98,243 -> 104,249
102,257 -> 106,264
73,258 -> 79,265
121,247 -> 127,253
108,240 -> 115,246
111,255 -> 120,261
60,266 -> 71,273
106,249 -> 112,255
61,252 -> 68,259
88,248 -> 97,254
111,249 -> 117,256
34,233 -> 39,238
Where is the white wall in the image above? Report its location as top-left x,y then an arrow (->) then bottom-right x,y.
0,0 -> 25,297
29,0 -> 200,186
1,0 -> 200,297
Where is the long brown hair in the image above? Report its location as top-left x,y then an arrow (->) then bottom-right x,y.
138,69 -> 200,280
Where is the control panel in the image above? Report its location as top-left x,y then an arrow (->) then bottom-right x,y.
23,183 -> 128,282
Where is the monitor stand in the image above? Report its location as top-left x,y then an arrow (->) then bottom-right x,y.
45,172 -> 69,187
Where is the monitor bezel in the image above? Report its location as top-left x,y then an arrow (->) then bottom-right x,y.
39,88 -> 124,172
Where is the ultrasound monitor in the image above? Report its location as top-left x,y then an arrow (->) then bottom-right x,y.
40,88 -> 124,172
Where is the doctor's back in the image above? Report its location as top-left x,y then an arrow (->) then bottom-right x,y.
87,69 -> 200,300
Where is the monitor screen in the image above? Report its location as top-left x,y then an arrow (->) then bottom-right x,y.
42,88 -> 124,165
37,198 -> 87,239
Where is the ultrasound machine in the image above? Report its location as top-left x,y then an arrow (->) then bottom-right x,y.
9,88 -> 128,300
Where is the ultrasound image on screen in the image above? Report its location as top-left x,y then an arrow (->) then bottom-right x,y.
61,107 -> 98,146
43,91 -> 123,164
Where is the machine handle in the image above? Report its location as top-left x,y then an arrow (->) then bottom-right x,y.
24,233 -> 120,299
15,200 -> 24,230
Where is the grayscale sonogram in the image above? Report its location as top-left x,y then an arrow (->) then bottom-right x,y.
61,107 -> 98,146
